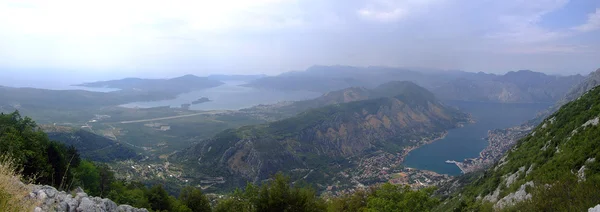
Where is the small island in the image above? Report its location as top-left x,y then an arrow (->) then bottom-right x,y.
192,97 -> 211,105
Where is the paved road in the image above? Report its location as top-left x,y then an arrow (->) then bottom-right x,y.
119,110 -> 228,124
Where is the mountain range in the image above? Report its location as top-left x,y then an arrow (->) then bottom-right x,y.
0,75 -> 225,112
76,74 -> 224,93
174,81 -> 470,189
432,70 -> 584,103
244,66 -> 584,103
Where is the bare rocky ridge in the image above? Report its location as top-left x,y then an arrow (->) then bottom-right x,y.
29,184 -> 147,212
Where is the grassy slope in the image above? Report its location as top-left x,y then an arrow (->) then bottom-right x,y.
0,157 -> 37,211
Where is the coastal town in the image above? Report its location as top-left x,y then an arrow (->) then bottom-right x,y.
323,132 -> 454,196
453,124 -> 534,173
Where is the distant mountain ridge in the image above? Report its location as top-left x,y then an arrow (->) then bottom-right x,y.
174,81 -> 470,189
0,75 -> 225,111
244,81 -> 437,118
243,66 -> 584,103
76,74 -> 224,93
207,74 -> 267,81
433,70 -> 583,103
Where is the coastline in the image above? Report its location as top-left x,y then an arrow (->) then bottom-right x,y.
400,131 -> 449,169
451,124 -> 534,173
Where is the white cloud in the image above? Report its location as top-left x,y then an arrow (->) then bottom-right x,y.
358,7 -> 407,22
0,0 -> 310,70
0,0 -> 598,75
0,0 -> 301,38
484,0 -> 570,43
573,8 -> 600,32
357,0 -> 442,22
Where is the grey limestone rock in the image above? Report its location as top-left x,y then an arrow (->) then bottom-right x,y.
27,184 -> 149,212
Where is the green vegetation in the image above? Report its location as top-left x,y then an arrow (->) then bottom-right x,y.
180,186 -> 212,212
0,111 -> 80,188
214,173 -> 327,212
0,113 -> 438,212
213,173 -> 440,212
0,111 -> 209,212
3,110 -> 440,211
47,129 -> 138,162
4,79 -> 600,211
0,156 -> 37,212
328,184 -> 439,212
436,85 -> 600,211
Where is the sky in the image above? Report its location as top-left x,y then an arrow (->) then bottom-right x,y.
0,0 -> 599,84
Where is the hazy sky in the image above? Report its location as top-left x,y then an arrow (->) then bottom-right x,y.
0,0 -> 599,82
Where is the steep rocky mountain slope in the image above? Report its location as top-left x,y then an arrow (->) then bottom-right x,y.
174,81 -> 470,190
437,85 -> 600,211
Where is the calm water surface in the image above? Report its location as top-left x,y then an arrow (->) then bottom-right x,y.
120,81 -> 321,110
403,101 -> 551,175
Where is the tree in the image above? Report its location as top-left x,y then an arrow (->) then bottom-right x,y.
74,160 -> 101,196
327,189 -> 369,212
179,186 -> 212,212
107,181 -> 152,209
365,183 -> 439,212
214,173 -> 326,212
147,184 -> 172,211
97,164 -> 114,197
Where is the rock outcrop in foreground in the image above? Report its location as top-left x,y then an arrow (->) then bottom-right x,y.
29,185 -> 147,212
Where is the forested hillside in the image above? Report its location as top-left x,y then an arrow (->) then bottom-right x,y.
437,85 -> 600,211
0,111 -> 209,212
45,128 -> 138,162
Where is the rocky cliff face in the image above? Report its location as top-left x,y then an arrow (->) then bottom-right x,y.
29,185 -> 147,212
175,81 -> 470,189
